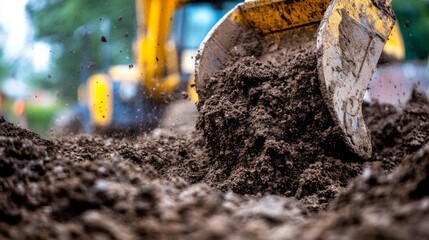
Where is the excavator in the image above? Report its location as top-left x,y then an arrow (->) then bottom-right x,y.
57,0 -> 400,158
51,0 -> 241,135
73,0 -> 240,135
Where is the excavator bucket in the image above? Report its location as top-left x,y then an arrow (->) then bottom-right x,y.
196,0 -> 396,158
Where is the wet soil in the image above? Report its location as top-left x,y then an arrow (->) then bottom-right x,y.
197,48 -> 350,207
1,117 -> 310,239
195,29 -> 429,212
2,33 -> 429,239
284,142 -> 429,240
1,89 -> 429,239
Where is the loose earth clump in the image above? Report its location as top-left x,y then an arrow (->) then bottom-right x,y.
196,48 -> 349,203
2,88 -> 429,239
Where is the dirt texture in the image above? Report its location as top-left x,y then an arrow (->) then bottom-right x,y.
1,91 -> 429,239
281,142 -> 429,240
197,50 -> 347,209
2,30 -> 429,239
1,117 -> 310,240
195,27 -> 429,212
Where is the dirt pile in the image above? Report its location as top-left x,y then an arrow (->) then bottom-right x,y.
194,88 -> 429,212
364,90 -> 429,168
279,142 -> 429,240
2,34 -> 429,237
1,90 -> 429,239
1,117 -> 310,239
195,28 -> 429,211
197,50 -> 348,209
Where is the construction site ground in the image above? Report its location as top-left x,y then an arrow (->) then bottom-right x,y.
2,44 -> 429,239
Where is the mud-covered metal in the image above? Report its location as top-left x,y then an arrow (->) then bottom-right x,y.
196,0 -> 396,159
317,0 -> 395,158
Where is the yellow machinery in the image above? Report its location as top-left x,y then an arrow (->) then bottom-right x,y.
82,0 -> 240,133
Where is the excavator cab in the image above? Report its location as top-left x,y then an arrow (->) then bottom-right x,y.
172,1 -> 241,82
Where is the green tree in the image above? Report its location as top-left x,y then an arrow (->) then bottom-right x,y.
393,0 -> 429,60
0,48 -> 7,83
27,0 -> 136,101
0,26 -> 9,84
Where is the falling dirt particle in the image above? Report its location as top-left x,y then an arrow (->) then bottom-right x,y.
405,20 -> 410,28
129,64 -> 134,69
87,62 -> 96,70
101,36 -> 107,43
124,32 -> 129,38
190,84 -> 196,88
118,16 -> 123,21
181,91 -> 188,100
178,147 -> 188,157
156,57 -> 159,62
47,75 -> 52,79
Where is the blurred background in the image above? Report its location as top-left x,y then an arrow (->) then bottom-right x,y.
0,0 -> 136,135
0,0 -> 428,136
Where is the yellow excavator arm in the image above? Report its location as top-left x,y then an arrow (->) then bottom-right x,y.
135,0 -> 181,100
86,0 -> 238,130
136,0 -> 234,100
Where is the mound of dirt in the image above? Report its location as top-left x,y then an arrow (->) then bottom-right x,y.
1,89 -> 429,239
364,90 -> 429,168
197,50 -> 349,209
280,143 -> 429,240
195,28 -> 429,211
0,117 -> 56,154
0,117 -> 310,239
